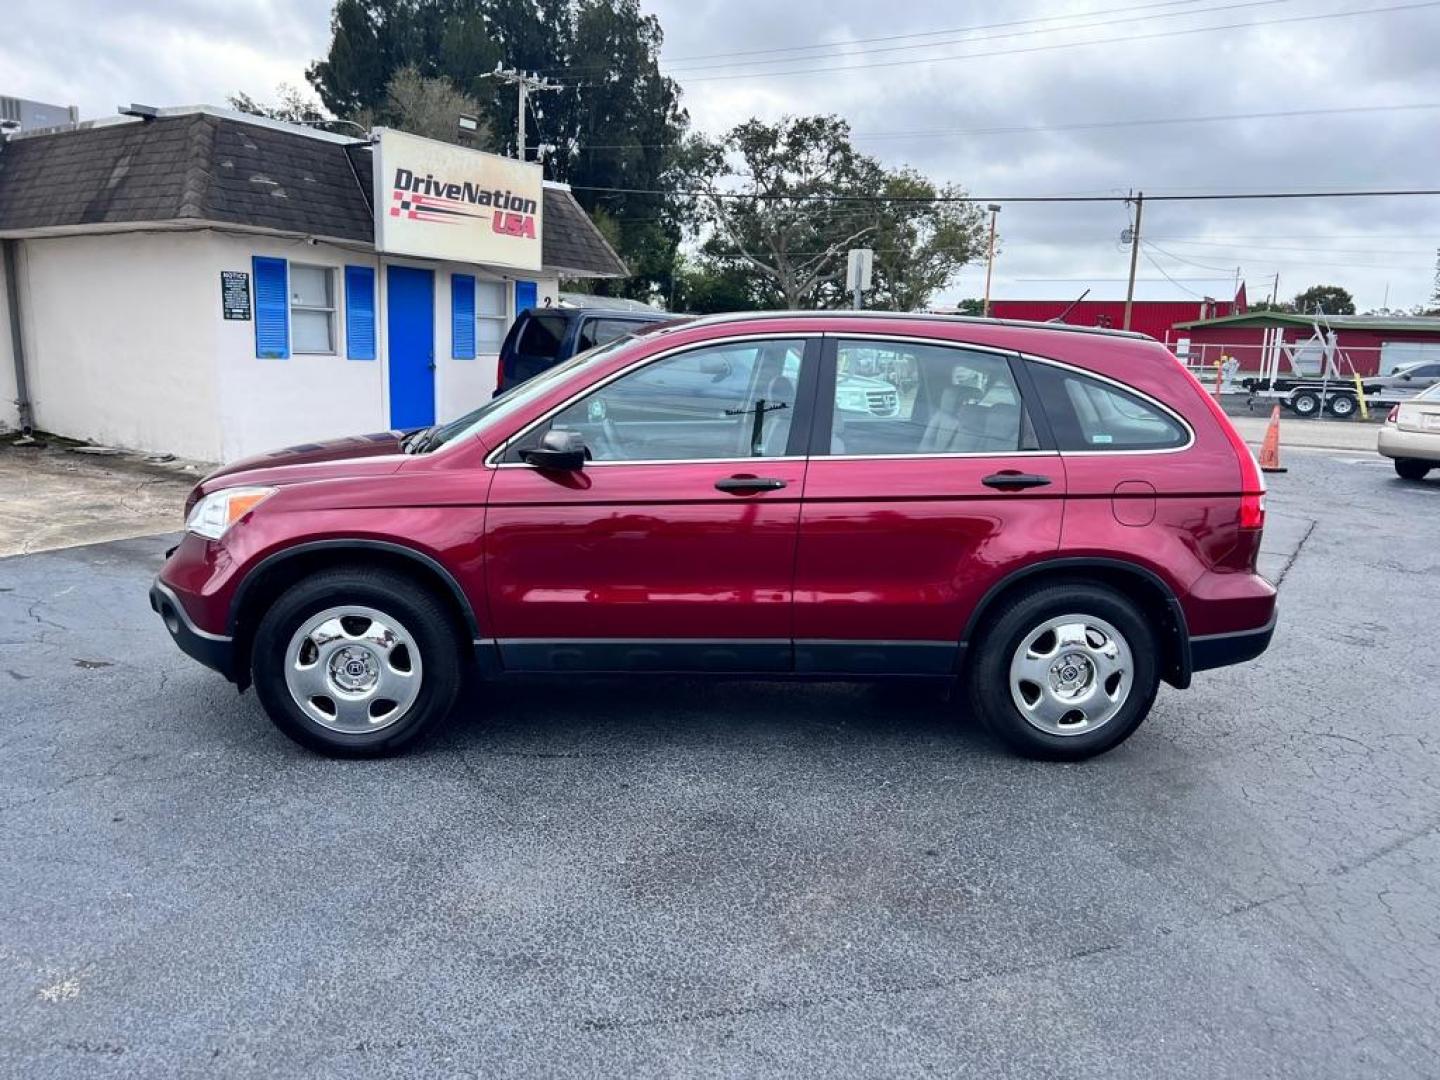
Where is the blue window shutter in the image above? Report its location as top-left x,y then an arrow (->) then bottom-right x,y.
252,256 -> 289,359
451,274 -> 476,359
515,279 -> 538,314
344,266 -> 376,360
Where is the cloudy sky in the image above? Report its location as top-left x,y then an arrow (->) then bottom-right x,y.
6,0 -> 1440,309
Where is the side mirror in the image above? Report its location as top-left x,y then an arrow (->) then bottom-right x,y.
521,429 -> 587,471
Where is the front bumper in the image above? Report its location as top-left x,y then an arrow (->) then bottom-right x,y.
150,578 -> 236,681
1189,607 -> 1278,673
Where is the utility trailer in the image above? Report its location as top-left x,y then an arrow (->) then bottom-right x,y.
1239,321 -> 1415,419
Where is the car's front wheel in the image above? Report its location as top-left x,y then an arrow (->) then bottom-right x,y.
251,568 -> 463,757
1394,458 -> 1432,480
967,582 -> 1160,760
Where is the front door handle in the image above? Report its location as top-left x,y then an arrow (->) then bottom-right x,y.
715,475 -> 787,494
982,471 -> 1052,490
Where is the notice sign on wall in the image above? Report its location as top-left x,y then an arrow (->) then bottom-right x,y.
372,128 -> 544,272
221,271 -> 251,320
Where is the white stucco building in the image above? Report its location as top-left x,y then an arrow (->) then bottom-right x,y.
0,106 -> 627,462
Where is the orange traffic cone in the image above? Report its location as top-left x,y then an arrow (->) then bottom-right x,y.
1258,404 -> 1287,473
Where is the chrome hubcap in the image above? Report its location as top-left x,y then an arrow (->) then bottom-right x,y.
1009,614 -> 1133,736
284,606 -> 422,734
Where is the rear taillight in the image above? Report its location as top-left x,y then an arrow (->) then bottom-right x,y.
1386,405 -> 1399,424
1176,362 -> 1267,571
1239,492 -> 1265,530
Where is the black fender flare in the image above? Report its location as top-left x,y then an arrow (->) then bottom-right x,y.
227,538 -> 482,640
957,557 -> 1193,689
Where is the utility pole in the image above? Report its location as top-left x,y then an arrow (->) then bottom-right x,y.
982,203 -> 1002,317
493,69 -> 561,161
1122,190 -> 1143,331
1269,272 -> 1280,306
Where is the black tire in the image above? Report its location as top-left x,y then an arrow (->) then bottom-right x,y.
966,581 -> 1160,761
250,567 -> 463,757
1326,394 -> 1356,419
1394,458 -> 1432,481
1291,391 -> 1320,418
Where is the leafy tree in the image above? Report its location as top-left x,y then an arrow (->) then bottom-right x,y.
228,85 -> 329,127
847,170 -> 983,312
1290,284 -> 1355,316
673,255 -> 765,313
952,298 -> 985,316
304,0 -> 688,301
694,116 -> 983,311
1247,299 -> 1294,313
354,65 -> 492,147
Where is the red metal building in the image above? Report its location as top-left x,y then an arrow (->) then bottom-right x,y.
988,285 -> 1247,342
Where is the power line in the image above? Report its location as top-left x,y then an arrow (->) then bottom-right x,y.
575,185 -> 1440,203
660,0 -> 1281,75
526,102 -> 1440,153
529,0 -> 1221,79
657,0 -> 1212,65
555,1 -> 1440,86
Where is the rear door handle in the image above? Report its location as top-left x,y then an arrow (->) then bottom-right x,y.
982,471 -> 1052,490
715,475 -> 787,493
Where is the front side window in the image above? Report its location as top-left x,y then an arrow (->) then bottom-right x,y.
829,340 -> 1027,456
522,339 -> 807,463
476,280 -> 508,352
290,264 -> 336,354
1027,362 -> 1188,451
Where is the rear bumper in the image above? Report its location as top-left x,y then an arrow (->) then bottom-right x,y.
150,578 -> 236,681
1377,426 -> 1440,462
1189,607 -> 1277,673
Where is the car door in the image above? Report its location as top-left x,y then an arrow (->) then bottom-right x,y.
485,335 -> 820,672
792,335 -> 1065,675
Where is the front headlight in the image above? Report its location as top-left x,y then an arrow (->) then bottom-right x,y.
184,486 -> 276,540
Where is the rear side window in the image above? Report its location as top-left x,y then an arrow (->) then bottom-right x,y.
578,318 -> 645,353
516,314 -> 569,360
828,340 -> 1031,456
1028,361 -> 1188,451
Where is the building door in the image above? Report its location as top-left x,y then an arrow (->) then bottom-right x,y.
386,266 -> 435,429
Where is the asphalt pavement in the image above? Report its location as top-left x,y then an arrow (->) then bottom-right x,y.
2,451 -> 1439,1078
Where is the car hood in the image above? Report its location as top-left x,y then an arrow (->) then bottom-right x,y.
193,431 -> 413,501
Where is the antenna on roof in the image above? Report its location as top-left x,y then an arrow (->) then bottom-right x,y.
1048,288 -> 1091,324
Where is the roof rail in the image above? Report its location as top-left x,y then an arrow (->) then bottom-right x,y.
682,309 -> 1151,340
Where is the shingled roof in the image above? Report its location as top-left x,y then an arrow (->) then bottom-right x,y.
0,109 -> 627,278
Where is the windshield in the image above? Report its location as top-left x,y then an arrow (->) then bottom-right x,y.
1417,381 -> 1440,401
421,334 -> 644,453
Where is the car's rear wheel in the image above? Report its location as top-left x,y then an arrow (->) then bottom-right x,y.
251,568 -> 462,757
1394,458 -> 1432,480
967,582 -> 1160,760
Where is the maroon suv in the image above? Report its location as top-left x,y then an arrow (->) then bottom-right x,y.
151,312 -> 1276,760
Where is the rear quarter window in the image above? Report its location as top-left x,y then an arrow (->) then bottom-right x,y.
1028,361 -> 1189,451
516,314 -> 569,360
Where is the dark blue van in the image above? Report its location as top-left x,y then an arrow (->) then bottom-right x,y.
496,305 -> 674,393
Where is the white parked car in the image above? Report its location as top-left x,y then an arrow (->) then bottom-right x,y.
1378,382 -> 1440,479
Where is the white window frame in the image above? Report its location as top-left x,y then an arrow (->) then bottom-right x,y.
475,278 -> 510,355
290,263 -> 337,355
